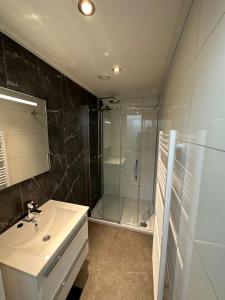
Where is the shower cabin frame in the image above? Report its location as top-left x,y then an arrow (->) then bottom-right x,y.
89,98 -> 159,234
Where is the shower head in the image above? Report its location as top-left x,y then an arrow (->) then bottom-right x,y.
109,99 -> 120,104
100,105 -> 113,111
99,97 -> 120,104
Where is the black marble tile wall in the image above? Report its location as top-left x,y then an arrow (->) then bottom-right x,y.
89,102 -> 102,210
0,32 -> 100,233
0,35 -> 6,87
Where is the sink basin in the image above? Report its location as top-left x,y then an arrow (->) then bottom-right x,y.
4,206 -> 76,255
0,199 -> 89,276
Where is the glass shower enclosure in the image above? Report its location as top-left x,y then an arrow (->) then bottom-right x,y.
91,98 -> 158,231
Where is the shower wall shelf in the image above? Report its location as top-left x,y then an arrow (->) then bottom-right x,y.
152,130 -> 176,300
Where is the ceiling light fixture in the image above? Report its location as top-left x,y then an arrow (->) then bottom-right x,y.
0,93 -> 37,106
78,0 -> 95,16
98,74 -> 111,80
112,66 -> 121,73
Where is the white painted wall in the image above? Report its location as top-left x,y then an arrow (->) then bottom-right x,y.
160,1 -> 225,299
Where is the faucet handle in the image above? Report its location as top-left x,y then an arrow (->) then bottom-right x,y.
26,200 -> 33,208
26,200 -> 38,209
24,200 -> 39,211
27,201 -> 34,209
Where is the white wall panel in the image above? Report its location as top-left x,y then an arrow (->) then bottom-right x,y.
160,0 -> 225,298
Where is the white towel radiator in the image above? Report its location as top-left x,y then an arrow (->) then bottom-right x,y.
0,131 -> 10,189
152,130 -> 176,300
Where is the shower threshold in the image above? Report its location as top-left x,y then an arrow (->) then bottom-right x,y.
88,217 -> 153,235
90,195 -> 154,233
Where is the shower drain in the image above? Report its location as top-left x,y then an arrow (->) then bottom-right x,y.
140,222 -> 147,228
43,234 -> 51,242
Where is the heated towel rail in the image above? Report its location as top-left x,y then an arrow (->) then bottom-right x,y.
0,131 -> 10,189
152,130 -> 176,300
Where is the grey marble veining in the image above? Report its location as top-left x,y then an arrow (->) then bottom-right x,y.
0,32 -> 100,233
0,34 -> 6,87
0,184 -> 24,233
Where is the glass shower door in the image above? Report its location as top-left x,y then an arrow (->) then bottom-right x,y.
120,100 -> 157,229
91,98 -> 157,231
102,102 -> 121,223
120,101 -> 142,227
138,103 -> 157,228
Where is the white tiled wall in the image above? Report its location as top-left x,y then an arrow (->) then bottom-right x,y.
160,1 -> 225,299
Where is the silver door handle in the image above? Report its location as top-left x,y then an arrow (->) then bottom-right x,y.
135,159 -> 138,180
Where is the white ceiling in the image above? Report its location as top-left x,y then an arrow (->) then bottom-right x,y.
0,0 -> 189,98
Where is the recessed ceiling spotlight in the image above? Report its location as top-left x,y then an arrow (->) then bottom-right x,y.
78,0 -> 95,16
98,74 -> 111,80
112,66 -> 121,73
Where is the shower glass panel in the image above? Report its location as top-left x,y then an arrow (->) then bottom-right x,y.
120,101 -> 142,227
90,98 -> 157,231
102,102 -> 121,222
138,100 -> 157,229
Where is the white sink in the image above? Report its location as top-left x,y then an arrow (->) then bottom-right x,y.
0,200 -> 89,276
4,206 -> 76,255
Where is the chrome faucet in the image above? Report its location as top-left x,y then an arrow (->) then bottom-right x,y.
24,201 -> 42,222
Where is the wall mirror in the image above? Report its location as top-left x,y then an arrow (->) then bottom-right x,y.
0,86 -> 50,190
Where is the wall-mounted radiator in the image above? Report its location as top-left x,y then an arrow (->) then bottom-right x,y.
152,130 -> 176,300
0,131 -> 10,189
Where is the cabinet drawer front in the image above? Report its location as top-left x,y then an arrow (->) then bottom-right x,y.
38,217 -> 88,300
54,242 -> 88,300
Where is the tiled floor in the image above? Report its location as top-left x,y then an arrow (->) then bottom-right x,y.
75,222 -> 154,300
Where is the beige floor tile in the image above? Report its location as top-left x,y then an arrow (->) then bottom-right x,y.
76,222 -> 153,300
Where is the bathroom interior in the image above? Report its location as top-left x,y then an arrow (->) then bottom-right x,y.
0,0 -> 224,299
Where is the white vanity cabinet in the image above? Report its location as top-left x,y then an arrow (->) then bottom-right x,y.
0,202 -> 89,300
